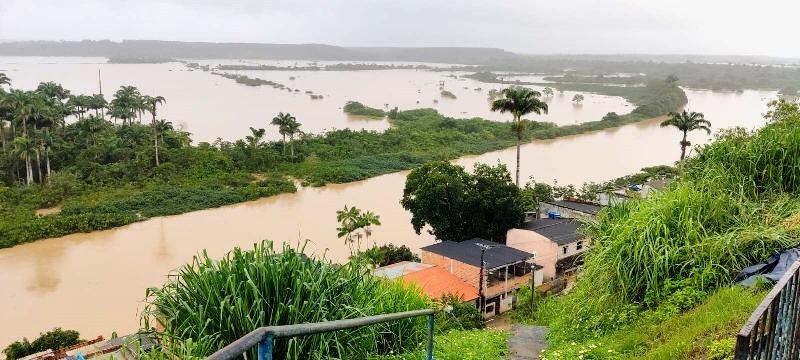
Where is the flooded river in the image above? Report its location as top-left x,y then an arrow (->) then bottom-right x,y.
0,56 -> 777,347
1,57 -> 630,142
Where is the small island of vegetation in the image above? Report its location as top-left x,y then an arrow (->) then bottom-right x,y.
342,101 -> 386,118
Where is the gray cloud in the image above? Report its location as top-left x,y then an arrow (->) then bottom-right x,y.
1,0 -> 798,57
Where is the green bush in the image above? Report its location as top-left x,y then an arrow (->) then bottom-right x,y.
3,328 -> 81,360
351,244 -> 421,267
435,295 -> 484,331
143,242 -> 430,360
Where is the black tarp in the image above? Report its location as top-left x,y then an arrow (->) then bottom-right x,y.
735,249 -> 800,286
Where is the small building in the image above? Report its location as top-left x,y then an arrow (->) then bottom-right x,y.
597,179 -> 671,206
419,239 -> 541,317
507,218 -> 587,282
539,199 -> 602,220
373,261 -> 479,302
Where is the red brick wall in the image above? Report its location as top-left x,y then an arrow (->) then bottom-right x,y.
421,250 -> 482,288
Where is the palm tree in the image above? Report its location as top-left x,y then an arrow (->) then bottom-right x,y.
660,110 -> 712,161
284,118 -> 302,159
359,210 -> 381,247
271,112 -> 295,155
490,87 -> 548,186
89,94 -> 108,118
245,127 -> 266,150
143,95 -> 166,165
337,206 -> 363,254
572,94 -> 584,104
12,136 -> 36,184
0,73 -> 10,89
38,128 -> 57,179
153,119 -> 173,166
542,87 -> 554,97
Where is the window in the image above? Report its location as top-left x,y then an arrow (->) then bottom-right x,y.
562,246 -> 568,254
576,241 -> 584,250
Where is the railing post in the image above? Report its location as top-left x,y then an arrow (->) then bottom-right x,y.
257,333 -> 273,360
426,314 -> 434,360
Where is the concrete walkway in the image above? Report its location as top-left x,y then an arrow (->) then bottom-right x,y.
508,325 -> 548,360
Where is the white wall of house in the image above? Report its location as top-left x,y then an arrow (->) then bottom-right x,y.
507,228 -> 588,281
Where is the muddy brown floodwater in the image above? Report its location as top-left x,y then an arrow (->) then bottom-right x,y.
0,56 -> 777,348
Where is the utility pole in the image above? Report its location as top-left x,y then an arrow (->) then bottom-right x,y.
476,243 -> 496,316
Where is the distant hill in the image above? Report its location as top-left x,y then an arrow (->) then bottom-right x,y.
0,40 -> 520,65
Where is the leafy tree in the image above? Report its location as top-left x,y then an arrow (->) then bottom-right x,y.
3,328 -> 81,360
665,74 -> 680,84
660,110 -> 711,161
490,86 -> 548,185
401,161 -> 525,243
572,93 -> 584,104
542,87 -> 554,97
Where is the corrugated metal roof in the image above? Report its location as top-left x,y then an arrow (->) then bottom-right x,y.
542,199 -> 602,215
522,218 -> 584,245
420,238 -> 534,269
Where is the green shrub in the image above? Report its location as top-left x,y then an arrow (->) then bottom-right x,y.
143,242 -> 430,360
435,295 -> 484,331
351,244 -> 421,267
3,328 -> 81,360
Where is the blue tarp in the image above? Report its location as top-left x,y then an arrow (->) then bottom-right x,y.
735,248 -> 800,286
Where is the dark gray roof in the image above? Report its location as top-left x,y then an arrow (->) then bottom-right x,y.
542,199 -> 602,215
522,218 -> 584,245
420,238 -> 534,269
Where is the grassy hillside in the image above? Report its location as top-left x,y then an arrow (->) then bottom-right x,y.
526,100 -> 800,359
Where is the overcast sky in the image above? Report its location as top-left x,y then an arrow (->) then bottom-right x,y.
1,0 -> 798,57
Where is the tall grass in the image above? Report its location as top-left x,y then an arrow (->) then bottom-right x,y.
540,105 -> 800,341
143,242 -> 429,360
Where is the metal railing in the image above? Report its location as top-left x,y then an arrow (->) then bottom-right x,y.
205,309 -> 435,360
735,259 -> 800,359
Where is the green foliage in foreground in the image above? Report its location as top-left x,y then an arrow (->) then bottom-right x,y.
143,242 -> 429,360
532,103 -> 800,354
377,329 -> 508,360
343,101 -> 386,118
3,328 -> 82,360
538,286 -> 765,360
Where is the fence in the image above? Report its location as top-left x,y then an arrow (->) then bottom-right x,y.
205,309 -> 435,360
735,260 -> 800,359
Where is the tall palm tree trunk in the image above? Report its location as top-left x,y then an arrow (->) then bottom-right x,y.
25,155 -> 32,185
155,134 -> 160,166
35,149 -> 42,183
45,147 -> 51,179
290,135 -> 295,159
0,123 -> 5,151
680,130 -> 688,161
515,132 -> 521,186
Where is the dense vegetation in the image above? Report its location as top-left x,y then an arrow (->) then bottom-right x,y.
401,162 -> 525,243
0,71 -> 685,247
144,242 -> 430,360
529,101 -> 800,358
342,101 -> 386,118
3,328 -> 82,360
